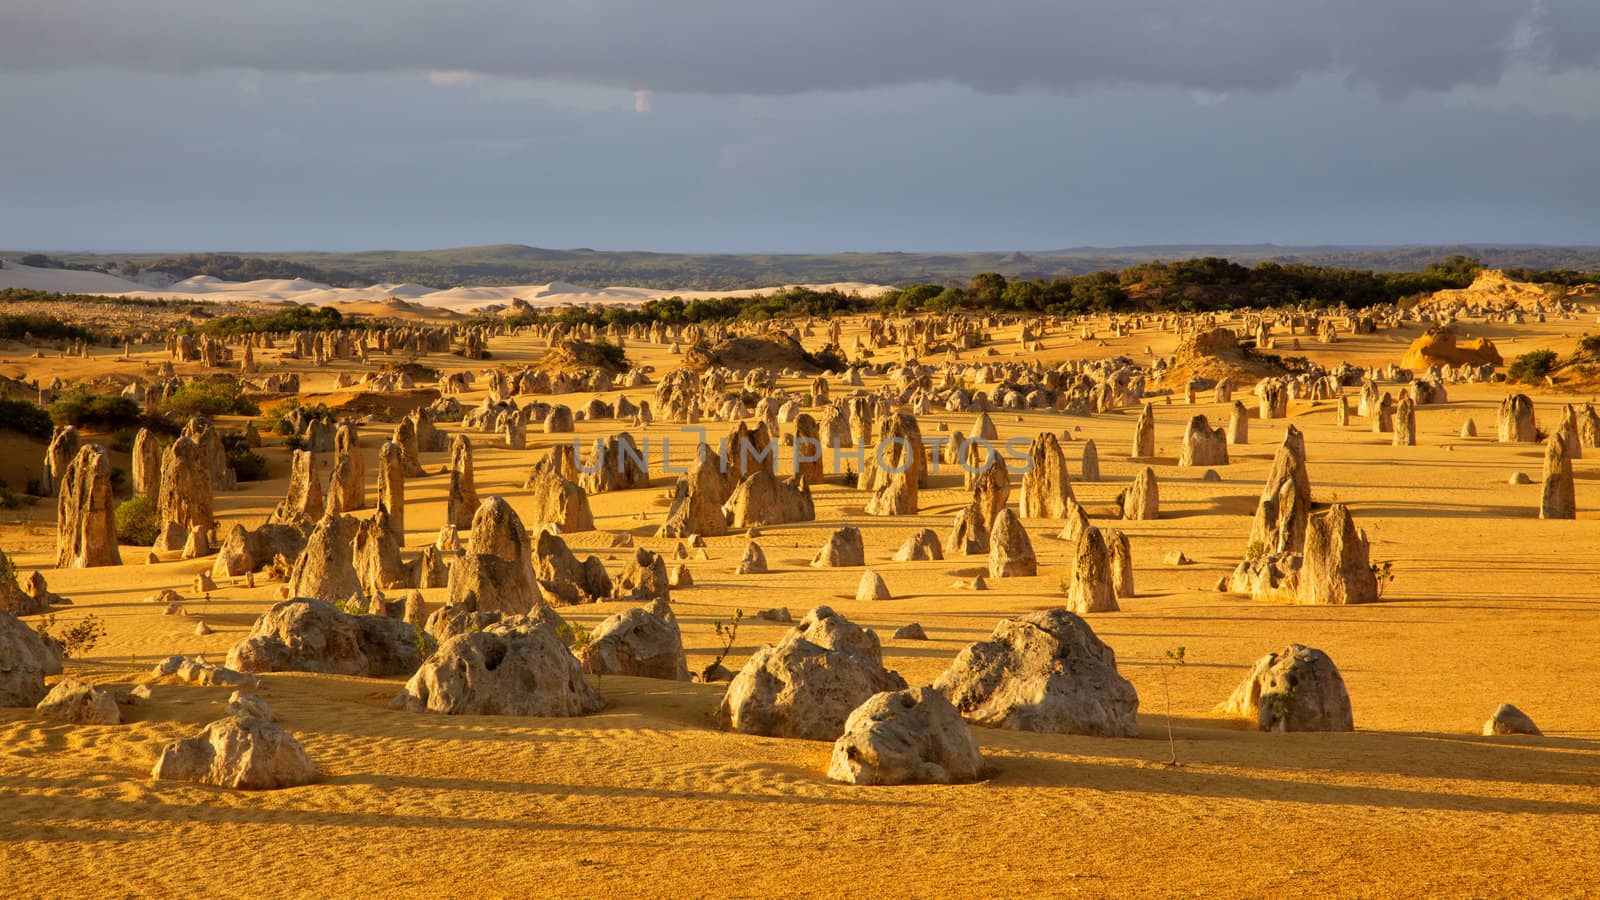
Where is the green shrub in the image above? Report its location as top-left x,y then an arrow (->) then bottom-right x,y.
114,495 -> 160,546
222,434 -> 269,482
161,379 -> 258,418
50,389 -> 143,430
1508,349 -> 1558,385
0,399 -> 52,439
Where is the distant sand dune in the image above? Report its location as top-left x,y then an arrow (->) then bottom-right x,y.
0,263 -> 892,314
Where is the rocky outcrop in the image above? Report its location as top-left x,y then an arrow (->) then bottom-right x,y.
1298,504 -> 1377,605
156,435 -> 214,548
1498,393 -> 1537,443
1178,415 -> 1228,467
723,469 -> 815,528
55,444 -> 121,568
658,451 -> 731,538
0,608 -> 64,707
524,466 -> 595,533
934,608 -> 1138,736
1247,426 -> 1311,555
286,515 -> 363,603
226,598 -> 422,677
1065,526 -> 1118,614
892,528 -> 943,562
1019,432 -> 1074,519
212,522 -> 308,579
1483,703 -> 1541,736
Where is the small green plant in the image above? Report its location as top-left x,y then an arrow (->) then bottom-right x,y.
283,434 -> 306,452
37,613 -> 107,658
1508,349 -> 1558,385
1371,560 -> 1395,600
114,494 -> 160,546
559,621 -> 592,654
1160,646 -> 1187,766
709,609 -> 743,671
332,596 -> 367,616
1244,540 -> 1270,561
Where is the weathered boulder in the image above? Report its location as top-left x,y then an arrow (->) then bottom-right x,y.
1222,644 -> 1352,732
855,569 -> 891,601
1483,703 -> 1541,736
944,503 -> 990,556
393,615 -> 604,716
581,600 -> 689,680
612,548 -> 671,604
1080,439 -> 1101,482
533,530 -> 612,605
812,526 -> 865,567
286,514 -> 363,603
212,522 -> 307,580
35,678 -> 121,725
827,687 -> 984,785
1247,426 -> 1311,554
987,509 -> 1037,578
717,606 -> 906,741
892,528 -> 943,562
152,715 -> 316,790
934,608 -> 1139,737
524,466 -> 595,533
1120,466 -> 1159,520
658,451 -> 731,538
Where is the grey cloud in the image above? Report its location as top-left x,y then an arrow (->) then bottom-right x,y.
3,1 -> 1595,97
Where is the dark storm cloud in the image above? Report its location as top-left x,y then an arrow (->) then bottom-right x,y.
3,1 -> 1596,96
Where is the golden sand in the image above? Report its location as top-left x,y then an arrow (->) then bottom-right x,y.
2,313 -> 1598,897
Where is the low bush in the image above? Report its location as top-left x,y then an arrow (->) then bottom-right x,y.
50,389 -> 143,430
114,494 -> 160,546
1508,349 -> 1558,385
0,399 -> 52,439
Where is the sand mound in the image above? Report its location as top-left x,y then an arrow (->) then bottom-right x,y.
686,332 -> 818,372
1428,270 -> 1561,309
1161,327 -> 1285,386
1401,326 -> 1503,370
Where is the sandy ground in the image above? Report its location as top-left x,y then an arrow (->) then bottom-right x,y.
2,312 -> 1599,897
0,262 -> 890,312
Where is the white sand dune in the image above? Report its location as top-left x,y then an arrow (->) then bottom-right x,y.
0,263 -> 891,313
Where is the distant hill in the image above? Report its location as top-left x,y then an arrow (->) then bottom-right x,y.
7,243 -> 1600,291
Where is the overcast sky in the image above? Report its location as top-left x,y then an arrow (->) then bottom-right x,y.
3,1 -> 1599,253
